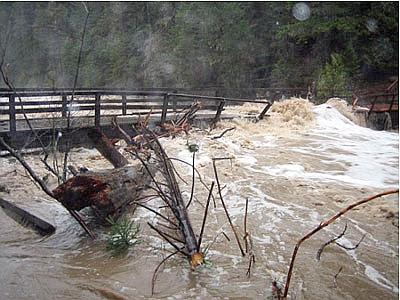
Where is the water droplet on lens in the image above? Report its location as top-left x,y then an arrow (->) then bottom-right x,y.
365,18 -> 378,32
292,2 -> 311,21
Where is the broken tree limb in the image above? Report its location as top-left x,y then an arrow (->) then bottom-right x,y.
151,137 -> 200,262
197,181 -> 215,252
211,127 -> 236,140
111,117 -> 134,145
87,128 -> 129,168
282,188 -> 399,298
130,130 -> 205,268
213,158 -> 245,257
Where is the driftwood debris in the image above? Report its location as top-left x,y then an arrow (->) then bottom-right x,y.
0,197 -> 56,236
52,164 -> 151,220
53,128 -> 153,220
87,128 -> 129,168
142,135 -> 203,267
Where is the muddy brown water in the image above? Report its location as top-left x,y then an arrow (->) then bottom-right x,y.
0,100 -> 398,299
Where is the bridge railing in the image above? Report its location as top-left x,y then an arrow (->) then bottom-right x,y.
0,89 -> 271,134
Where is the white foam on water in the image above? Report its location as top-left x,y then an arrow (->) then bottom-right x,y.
261,105 -> 399,188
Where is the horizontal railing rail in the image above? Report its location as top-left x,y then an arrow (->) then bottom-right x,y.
0,89 -> 272,134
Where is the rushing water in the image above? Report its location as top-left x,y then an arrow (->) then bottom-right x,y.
0,100 -> 398,299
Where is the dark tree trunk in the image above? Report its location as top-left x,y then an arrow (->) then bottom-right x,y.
87,128 -> 129,168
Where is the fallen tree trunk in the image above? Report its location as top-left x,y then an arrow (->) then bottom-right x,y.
53,162 -> 153,220
54,128 -> 154,220
87,128 -> 129,168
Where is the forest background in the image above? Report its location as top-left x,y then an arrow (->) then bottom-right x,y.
0,2 -> 398,100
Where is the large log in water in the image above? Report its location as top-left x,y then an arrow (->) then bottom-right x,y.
52,163 -> 152,219
87,128 -> 129,168
53,128 -> 153,219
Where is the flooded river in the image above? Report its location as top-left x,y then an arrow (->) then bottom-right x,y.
0,99 -> 398,299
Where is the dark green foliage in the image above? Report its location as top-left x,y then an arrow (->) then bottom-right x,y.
317,53 -> 351,101
0,2 -> 397,94
106,216 -> 140,255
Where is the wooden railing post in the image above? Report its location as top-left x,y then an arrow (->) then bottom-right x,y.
122,93 -> 127,115
9,94 -> 16,133
160,93 -> 169,124
212,99 -> 225,126
368,96 -> 378,116
95,93 -> 101,127
172,90 -> 177,112
388,93 -> 396,112
258,101 -> 272,120
61,94 -> 67,117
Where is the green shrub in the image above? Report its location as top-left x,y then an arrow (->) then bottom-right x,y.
106,217 -> 140,255
317,53 -> 350,102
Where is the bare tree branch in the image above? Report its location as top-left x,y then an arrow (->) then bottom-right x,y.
283,189 -> 399,298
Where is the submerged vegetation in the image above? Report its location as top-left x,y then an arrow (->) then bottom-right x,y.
0,2 -> 398,98
106,217 -> 140,255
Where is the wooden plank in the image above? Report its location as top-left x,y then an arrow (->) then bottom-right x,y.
0,99 -> 96,107
0,197 -> 56,236
0,90 -> 168,97
62,94 -> 67,117
12,106 -> 93,114
9,94 -> 16,133
0,104 -> 221,116
125,98 -> 164,103
211,100 -> 225,126
160,94 -> 169,124
122,93 -> 127,115
170,92 -> 269,104
95,93 -> 101,127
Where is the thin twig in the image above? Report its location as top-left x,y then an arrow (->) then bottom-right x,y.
169,157 -> 217,206
0,137 -> 53,198
213,159 -> 245,257
222,231 -> 231,242
197,181 -> 215,252
151,250 -> 179,295
211,127 -> 236,140
283,189 -> 399,298
148,222 -> 189,257
244,198 -> 249,253
316,222 -> 348,261
335,233 -> 366,250
135,202 -> 178,227
333,266 -> 343,288
62,7 -> 90,182
186,151 -> 196,208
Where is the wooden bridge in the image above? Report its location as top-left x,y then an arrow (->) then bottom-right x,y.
0,88 -> 271,150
